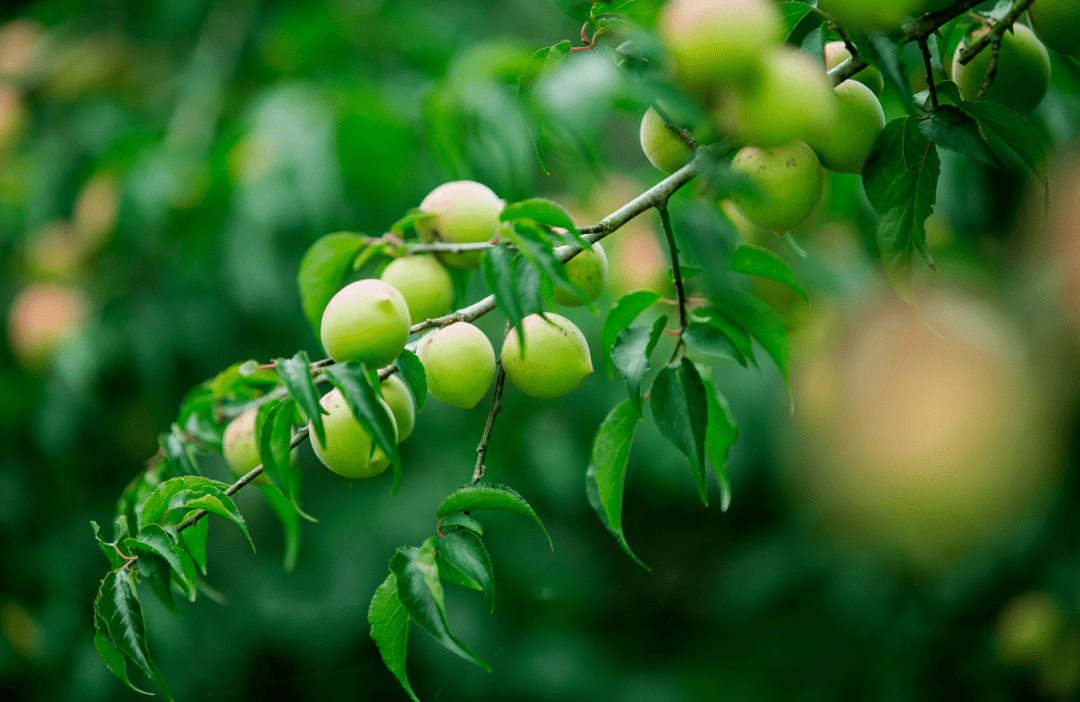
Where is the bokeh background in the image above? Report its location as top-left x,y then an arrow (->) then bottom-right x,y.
4,0 -> 1080,700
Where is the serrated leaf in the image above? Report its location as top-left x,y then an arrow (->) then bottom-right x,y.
601,291 -> 660,375
95,570 -> 172,699
276,350 -> 326,446
710,292 -> 789,385
507,223 -> 590,306
179,515 -> 208,575
958,100 -> 1047,185
682,322 -> 745,364
259,484 -> 302,573
92,521 -> 124,570
863,117 -> 928,212
129,524 -> 194,598
323,362 -> 403,493
777,1 -> 816,43
159,424 -> 199,477
136,551 -> 179,617
691,307 -> 755,367
612,315 -> 667,412
440,513 -> 483,536
729,244 -> 808,301
394,350 -> 428,413
482,245 -> 526,336
500,198 -> 589,249
256,399 -> 301,508
390,540 -> 490,671
698,364 -> 737,512
436,483 -> 551,548
586,399 -> 647,569
368,573 -> 420,702
94,625 -> 152,696
184,489 -> 253,551
519,40 -> 572,95
650,358 -> 709,505
920,104 -> 1002,168
875,144 -> 940,298
140,476 -> 229,530
297,232 -> 366,339
438,528 -> 496,612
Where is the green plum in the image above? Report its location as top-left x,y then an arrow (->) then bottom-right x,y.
805,80 -> 886,175
818,0 -> 926,30
501,313 -> 593,399
380,374 -> 416,442
640,107 -> 694,174
380,254 -> 454,324
554,243 -> 608,307
951,23 -> 1051,116
417,322 -> 496,409
824,41 -> 884,95
320,279 -> 411,369
310,387 -> 397,479
415,180 -> 504,269
222,408 -> 269,485
1029,0 -> 1080,58
731,141 -> 823,233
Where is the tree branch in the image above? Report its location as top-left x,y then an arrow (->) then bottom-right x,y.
918,39 -> 938,109
471,358 -> 507,484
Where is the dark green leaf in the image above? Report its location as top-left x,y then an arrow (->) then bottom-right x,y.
394,349 -> 428,413
682,322 -> 744,364
710,293 -> 789,385
698,364 -> 738,512
776,1 -> 816,43
259,484 -> 302,573
482,245 -> 526,336
297,232 -> 366,339
438,528 -> 496,612
184,489 -> 253,551
440,513 -> 483,536
650,358 -> 709,505
159,424 -> 199,477
501,198 -> 589,249
95,570 -> 172,699
276,351 -> 326,446
601,291 -> 660,375
958,100 -> 1048,184
368,573 -> 420,702
519,40 -> 572,95
128,524 -> 194,598
179,515 -> 208,575
94,626 -> 151,696
586,399 -> 647,569
863,117 -> 928,212
690,307 -> 755,367
551,0 -> 591,23
140,476 -> 228,530
507,223 -> 589,306
323,362 -> 403,494
92,521 -> 124,570
256,399 -> 300,506
875,144 -> 940,298
611,315 -> 667,412
390,540 -> 490,671
729,244 -> 808,301
136,551 -> 179,617
802,25 -> 825,65
436,483 -> 551,549
864,32 -> 914,114
920,104 -> 1002,168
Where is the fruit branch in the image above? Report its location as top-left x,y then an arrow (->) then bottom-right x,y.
918,39 -> 938,109
651,101 -> 699,150
656,201 -> 687,333
957,0 -> 1039,66
976,35 -> 1003,100
471,358 -> 507,484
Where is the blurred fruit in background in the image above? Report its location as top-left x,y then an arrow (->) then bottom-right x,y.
5,283 -> 90,370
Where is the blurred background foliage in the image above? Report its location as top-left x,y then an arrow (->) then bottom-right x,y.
4,0 -> 1080,700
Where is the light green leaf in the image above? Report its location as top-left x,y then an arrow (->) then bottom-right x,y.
586,399 -> 647,569
276,351 -> 326,446
368,573 -> 420,702
601,291 -> 660,375
436,483 -> 551,549
729,244 -> 808,302
297,232 -> 366,339
649,358 -> 709,505
438,528 -> 496,612
395,349 -> 428,413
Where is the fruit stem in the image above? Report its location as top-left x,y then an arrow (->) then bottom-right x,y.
656,201 -> 688,362
472,355 -> 507,484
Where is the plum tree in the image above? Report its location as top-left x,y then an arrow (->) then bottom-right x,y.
554,243 -> 608,307
730,141 -> 823,232
639,107 -> 693,174
320,279 -> 411,368
6,283 -> 90,369
818,0 -> 926,30
1029,0 -> 1080,58
501,314 -> 593,399
657,0 -> 780,92
951,23 -> 1051,116
415,180 -> 504,269
310,387 -> 397,479
824,41 -> 883,95
417,321 -> 496,409
804,80 -> 886,175
380,374 -> 416,442
379,254 -> 454,324
716,46 -> 837,149
222,408 -> 269,485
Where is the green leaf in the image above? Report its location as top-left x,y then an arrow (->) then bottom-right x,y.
276,351 -> 326,446
551,0 -> 591,23
439,513 -> 483,536
323,362 -> 403,494
256,399 -> 301,508
729,244 -> 808,302
394,349 -> 428,413
710,293 -> 789,385
863,117 -> 928,212
436,483 -> 551,549
585,399 -> 648,569
682,322 -> 744,364
139,476 -> 228,530
958,100 -> 1048,185
437,528 -> 496,612
136,551 -> 179,617
690,307 -> 755,367
776,1 -> 816,43
519,40 -> 572,95
179,515 -> 208,575
92,521 -> 124,570
698,364 -> 737,512
95,570 -> 172,699
649,358 -> 710,505
920,104 -> 1002,169
864,31 -> 915,115
507,223 -> 590,306
875,142 -> 940,298
184,489 -> 254,551
390,540 -> 490,671
601,291 -> 660,375
259,485 -> 302,572
128,524 -> 194,598
389,210 -> 437,237
297,232 -> 366,339
802,24 -> 825,65
500,198 -> 589,248
611,315 -> 667,412
94,623 -> 152,696
482,245 -> 526,337
159,424 -> 199,477
368,573 -> 420,702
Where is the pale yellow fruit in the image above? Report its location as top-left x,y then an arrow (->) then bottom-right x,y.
417,322 -> 496,409
554,243 -> 608,307
501,314 -> 593,399
824,41 -> 884,95
380,374 -> 416,442
310,387 -> 397,479
658,0 -> 781,90
731,141 -> 823,232
804,80 -> 885,175
6,284 -> 90,369
380,255 -> 454,324
320,279 -> 411,368
951,24 -> 1051,116
415,181 -> 504,269
222,408 -> 269,485
717,46 -> 837,149
639,107 -> 693,174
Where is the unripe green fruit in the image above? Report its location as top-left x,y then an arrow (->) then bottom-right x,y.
730,141 -> 823,233
994,592 -> 1064,665
1030,0 -> 1080,58
818,0 -> 925,30
320,279 -> 411,368
805,80 -> 886,175
824,41 -> 884,95
415,181 -> 504,269
380,374 -> 416,442
502,314 -> 593,399
658,0 -> 781,91
640,107 -> 694,174
554,243 -> 609,307
310,387 -> 397,479
379,255 -> 454,324
717,47 -> 837,149
417,322 -> 496,409
222,408 -> 269,485
951,24 -> 1051,116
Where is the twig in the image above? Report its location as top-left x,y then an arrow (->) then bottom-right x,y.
650,101 -> 698,150
976,35 -> 1002,100
957,0 -> 1038,66
918,39 -> 938,109
656,203 -> 687,332
471,359 -> 507,483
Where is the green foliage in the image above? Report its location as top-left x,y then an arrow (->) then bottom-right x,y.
296,233 -> 367,339
323,363 -> 403,493
586,399 -> 647,569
